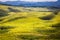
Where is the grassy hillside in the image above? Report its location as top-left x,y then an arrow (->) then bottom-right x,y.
0,5 -> 60,40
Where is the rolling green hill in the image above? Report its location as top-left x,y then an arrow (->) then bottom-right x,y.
0,5 -> 60,40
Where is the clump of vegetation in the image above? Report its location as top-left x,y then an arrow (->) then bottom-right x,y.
53,11 -> 58,15
0,9 -> 9,17
0,19 -> 4,22
17,34 -> 44,40
35,28 -> 56,35
8,7 -> 21,12
39,14 -> 55,20
51,23 -> 60,33
53,9 -> 60,15
0,26 -> 14,33
46,23 -> 60,39
47,32 -> 60,39
52,23 -> 60,27
2,17 -> 26,23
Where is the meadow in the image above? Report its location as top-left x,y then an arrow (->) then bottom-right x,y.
0,5 -> 60,40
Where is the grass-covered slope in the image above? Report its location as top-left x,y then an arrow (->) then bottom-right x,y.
0,5 -> 60,40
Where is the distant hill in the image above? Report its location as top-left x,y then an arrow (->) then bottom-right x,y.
0,0 -> 60,8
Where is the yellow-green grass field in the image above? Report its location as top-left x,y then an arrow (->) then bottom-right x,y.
0,5 -> 60,40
